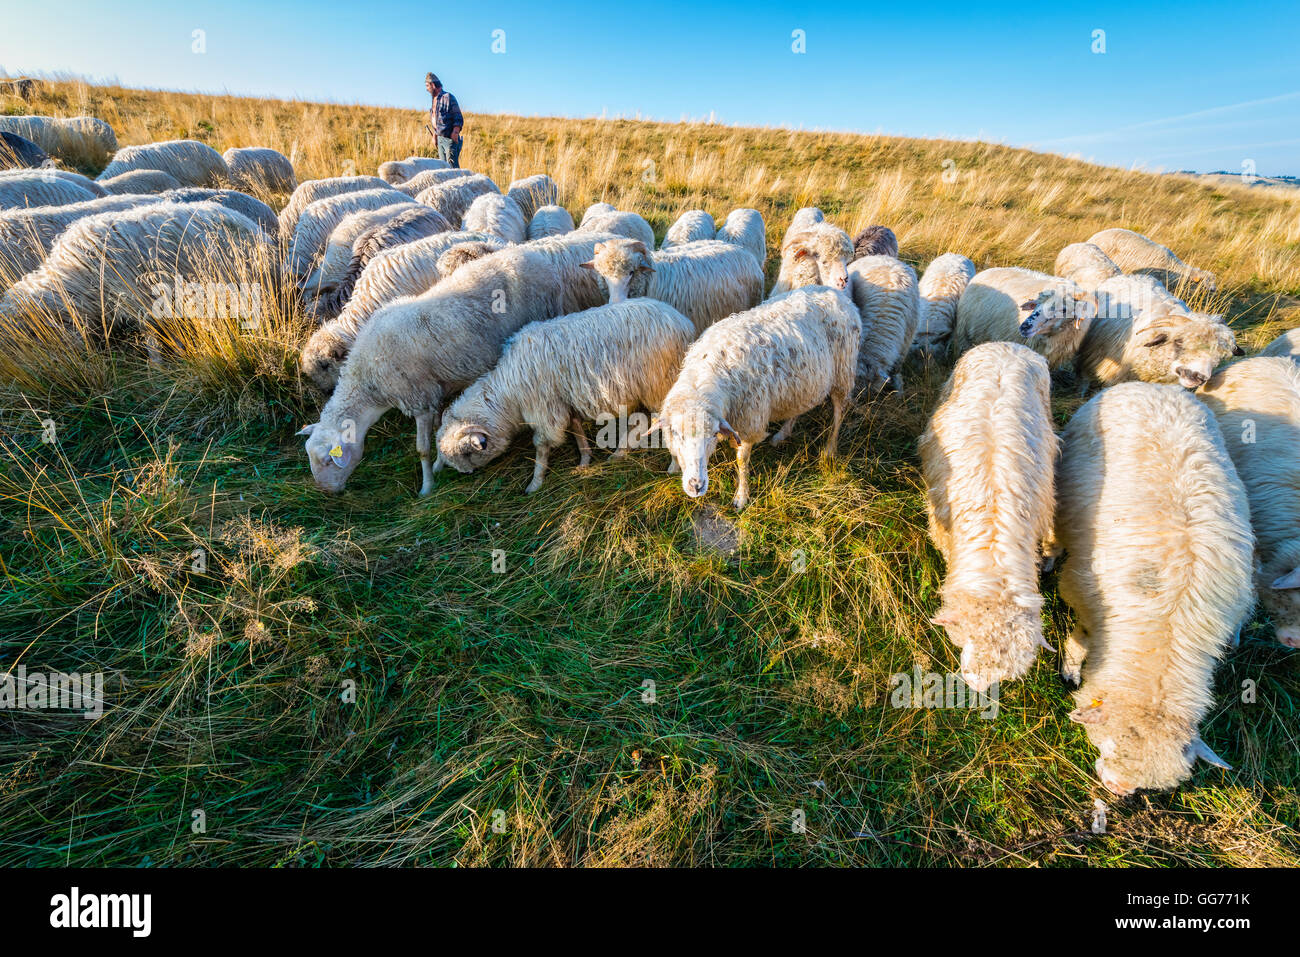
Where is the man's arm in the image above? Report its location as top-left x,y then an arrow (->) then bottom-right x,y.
448,94 -> 463,141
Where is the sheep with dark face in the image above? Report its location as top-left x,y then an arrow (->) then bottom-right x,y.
771,222 -> 854,296
851,225 -> 898,261
0,131 -> 50,170
952,267 -> 1097,370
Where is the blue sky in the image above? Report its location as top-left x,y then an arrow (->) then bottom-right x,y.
4,0 -> 1299,174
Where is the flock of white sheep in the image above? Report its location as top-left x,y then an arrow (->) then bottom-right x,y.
2,116 -> 1298,799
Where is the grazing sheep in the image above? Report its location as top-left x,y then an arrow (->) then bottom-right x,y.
301,201 -> 424,300
415,173 -> 501,224
378,156 -> 449,185
460,192 -> 527,243
394,167 -> 475,197
952,268 -> 1097,370
782,207 -> 824,249
298,232 -> 512,392
278,176 -> 398,236
1197,357 -> 1300,648
1077,293 -> 1240,390
527,204 -> 575,240
223,147 -> 297,194
771,222 -> 854,295
1055,242 -> 1122,290
576,209 -> 656,249
1087,227 -> 1217,292
98,168 -> 183,195
661,210 -> 716,249
437,299 -> 696,493
0,193 -> 161,288
0,172 -> 96,210
0,201 -> 271,343
1091,273 -> 1195,327
920,342 -> 1058,691
435,240 -> 503,278
579,202 -> 616,226
713,208 -> 766,267
288,188 -> 412,277
851,225 -> 899,262
1056,382 -> 1253,794
0,131 -> 49,170
0,78 -> 41,100
162,188 -> 280,237
647,287 -> 860,511
505,174 -> 559,221
912,253 -> 976,357
0,116 -> 117,166
1,167 -> 107,199
308,206 -> 453,321
848,254 -> 921,393
98,139 -> 229,189
1260,328 -> 1300,362
298,242 -> 583,494
581,238 -> 764,336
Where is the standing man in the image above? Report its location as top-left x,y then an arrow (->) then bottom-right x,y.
425,72 -> 464,168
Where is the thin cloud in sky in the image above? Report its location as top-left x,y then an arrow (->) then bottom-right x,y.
1036,91 -> 1300,147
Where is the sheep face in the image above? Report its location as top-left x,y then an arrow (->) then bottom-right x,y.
1018,285 -> 1096,342
1070,703 -> 1198,795
582,239 -> 653,304
783,226 -> 853,291
300,330 -> 349,394
1262,564 -> 1300,648
653,403 -> 738,500
932,594 -> 1046,693
435,416 -> 510,474
1127,318 -> 1240,389
298,422 -> 364,494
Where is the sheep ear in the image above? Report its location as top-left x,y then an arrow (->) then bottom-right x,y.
643,417 -> 663,436
1232,345 -> 1246,357
466,430 -> 488,452
1069,702 -> 1105,725
1190,738 -> 1231,770
579,260 -> 596,270
329,443 -> 350,468
1019,300 -> 1038,312
1271,567 -> 1300,589
630,240 -> 649,256
1141,331 -> 1169,348
930,608 -> 958,627
717,418 -> 740,443
296,424 -> 317,437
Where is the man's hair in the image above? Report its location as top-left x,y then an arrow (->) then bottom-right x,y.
426,73 -> 440,87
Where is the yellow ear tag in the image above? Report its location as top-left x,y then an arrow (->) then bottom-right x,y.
329,445 -> 343,458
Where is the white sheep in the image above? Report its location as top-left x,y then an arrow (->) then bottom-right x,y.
437,299 -> 696,493
579,202 -> 616,226
299,242 -> 587,495
920,342 -> 1058,691
661,210 -> 716,249
581,238 -> 764,336
223,147 -> 297,194
781,207 -> 824,249
98,168 -> 183,195
1198,357 -> 1300,649
1054,242 -> 1122,290
505,174 -> 559,222
951,267 -> 1097,370
278,176 -> 398,236
0,116 -> 117,166
647,286 -> 861,511
1056,381 -> 1253,794
394,167 -> 475,197
713,208 -> 766,268
378,156 -> 449,185
162,188 -> 280,237
0,201 -> 271,343
415,173 -> 501,224
460,192 -> 527,243
0,193 -> 161,288
288,188 -> 412,278
576,209 -> 656,249
771,222 -> 853,296
526,204 -> 575,240
98,139 -> 229,189
2,167 -> 107,199
848,254 -> 921,394
0,172 -> 97,210
1087,227 -> 1217,292
301,201 -> 424,300
912,252 -> 976,357
1260,328 -> 1300,362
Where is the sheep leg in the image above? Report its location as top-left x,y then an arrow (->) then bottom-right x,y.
416,412 -> 437,497
822,390 -> 847,462
732,440 -> 754,511
526,437 -> 554,495
770,417 -> 799,446
570,415 -> 593,468
1060,625 -> 1087,687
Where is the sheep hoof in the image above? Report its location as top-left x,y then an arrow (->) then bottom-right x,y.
732,495 -> 749,512
1059,664 -> 1081,688
608,449 -> 628,461
525,480 -> 543,494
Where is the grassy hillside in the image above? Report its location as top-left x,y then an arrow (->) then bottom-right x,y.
1,79 -> 1298,867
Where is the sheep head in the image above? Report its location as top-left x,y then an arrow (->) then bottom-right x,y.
781,224 -> 853,291
1018,282 -> 1097,341
931,592 -> 1049,693
298,419 -> 365,494
1068,700 -> 1226,795
436,406 -> 511,475
646,399 -> 739,501
1134,317 -> 1238,388
581,238 -> 653,304
300,326 -> 350,395
1262,562 -> 1300,648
